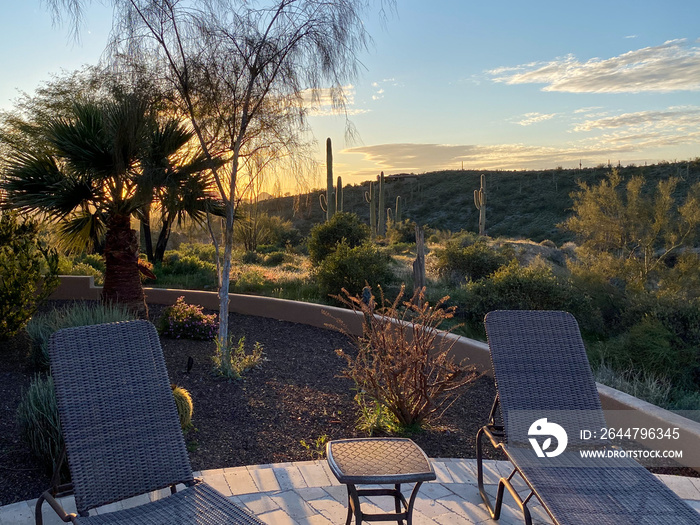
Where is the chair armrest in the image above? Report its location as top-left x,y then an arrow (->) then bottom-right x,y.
35,490 -> 77,525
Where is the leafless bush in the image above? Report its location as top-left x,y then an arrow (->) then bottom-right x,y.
329,285 -> 481,429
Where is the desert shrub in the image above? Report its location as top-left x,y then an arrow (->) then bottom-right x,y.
232,268 -> 267,293
160,253 -> 217,277
177,243 -> 217,263
0,212 -> 59,340
307,212 -> 370,265
262,251 -> 286,267
157,297 -> 218,340
433,240 -> 509,283
213,335 -> 265,379
457,261 -> 599,334
386,219 -> 417,244
171,384 -> 194,429
332,286 -> 481,429
315,242 -> 392,300
16,374 -> 65,477
589,318 -> 695,385
26,302 -> 136,370
62,261 -> 104,284
242,250 -> 261,264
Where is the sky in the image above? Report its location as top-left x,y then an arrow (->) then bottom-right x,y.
1,1 -> 700,187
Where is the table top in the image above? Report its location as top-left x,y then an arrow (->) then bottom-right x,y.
326,438 -> 436,485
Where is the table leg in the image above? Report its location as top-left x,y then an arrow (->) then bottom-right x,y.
406,481 -> 423,525
347,483 -> 363,525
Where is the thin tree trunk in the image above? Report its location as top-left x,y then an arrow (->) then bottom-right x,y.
217,203 -> 235,374
102,214 -> 148,318
153,212 -> 174,264
141,205 -> 154,263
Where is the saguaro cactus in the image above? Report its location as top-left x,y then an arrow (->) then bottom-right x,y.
395,196 -> 402,223
364,181 -> 377,237
474,174 -> 486,236
336,176 -> 343,213
319,137 -> 335,221
378,171 -> 386,236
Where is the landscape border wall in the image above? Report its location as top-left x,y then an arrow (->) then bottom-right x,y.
50,276 -> 700,472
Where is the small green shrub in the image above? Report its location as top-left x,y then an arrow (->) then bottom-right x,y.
457,261 -> 599,335
160,253 -> 217,277
262,251 -> 286,267
16,374 -> 65,477
308,212 -> 370,265
157,297 -> 218,340
315,242 -> 392,300
26,302 -> 136,370
433,240 -> 509,282
0,212 -> 59,340
171,384 -> 194,429
242,251 -> 261,264
177,243 -> 217,263
386,219 -> 417,245
590,318 -> 694,384
213,336 -> 265,379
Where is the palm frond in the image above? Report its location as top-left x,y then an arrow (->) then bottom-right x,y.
58,210 -> 107,253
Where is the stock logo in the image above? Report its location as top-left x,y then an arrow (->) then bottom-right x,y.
528,418 -> 568,458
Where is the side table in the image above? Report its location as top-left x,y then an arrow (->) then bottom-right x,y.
326,438 -> 436,525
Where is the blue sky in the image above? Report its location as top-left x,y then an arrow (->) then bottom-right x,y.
2,1 -> 700,185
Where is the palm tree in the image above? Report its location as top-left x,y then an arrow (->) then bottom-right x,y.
137,119 -> 224,264
2,97 -> 155,316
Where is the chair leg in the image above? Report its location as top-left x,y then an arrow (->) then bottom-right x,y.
477,426 -> 502,520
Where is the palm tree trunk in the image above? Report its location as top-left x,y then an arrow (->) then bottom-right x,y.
102,214 -> 148,318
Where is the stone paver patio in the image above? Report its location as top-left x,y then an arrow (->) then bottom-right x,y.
2,458 -> 700,524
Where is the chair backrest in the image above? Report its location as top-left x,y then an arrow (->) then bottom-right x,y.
484,310 -> 607,447
49,320 -> 193,513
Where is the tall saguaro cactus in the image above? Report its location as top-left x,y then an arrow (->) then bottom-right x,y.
364,181 -> 377,237
319,138 -> 336,221
336,176 -> 343,213
378,171 -> 386,236
474,174 -> 486,236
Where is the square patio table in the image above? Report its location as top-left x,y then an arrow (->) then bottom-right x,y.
326,438 -> 436,525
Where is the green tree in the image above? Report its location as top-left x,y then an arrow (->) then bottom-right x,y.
0,211 -> 59,340
562,169 -> 700,289
308,212 -> 370,265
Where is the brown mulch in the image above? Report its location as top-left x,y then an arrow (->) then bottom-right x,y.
0,301 -> 498,506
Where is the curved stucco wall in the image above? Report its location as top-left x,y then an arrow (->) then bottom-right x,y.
50,276 -> 700,471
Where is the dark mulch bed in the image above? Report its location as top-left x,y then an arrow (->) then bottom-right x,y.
0,301 -> 498,505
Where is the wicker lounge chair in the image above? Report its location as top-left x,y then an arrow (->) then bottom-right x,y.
477,310 -> 700,525
36,320 -> 264,525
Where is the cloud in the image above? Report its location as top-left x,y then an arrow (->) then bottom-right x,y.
300,85 -> 369,116
488,39 -> 700,93
516,112 -> 556,126
342,130 -> 700,176
574,106 -> 700,131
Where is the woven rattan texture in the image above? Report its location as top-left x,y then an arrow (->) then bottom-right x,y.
507,447 -> 700,525
484,310 -> 700,525
484,310 -> 607,446
50,321 -> 194,513
327,438 -> 435,484
72,482 -> 263,524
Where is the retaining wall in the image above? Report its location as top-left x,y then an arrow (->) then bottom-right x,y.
50,276 -> 700,471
